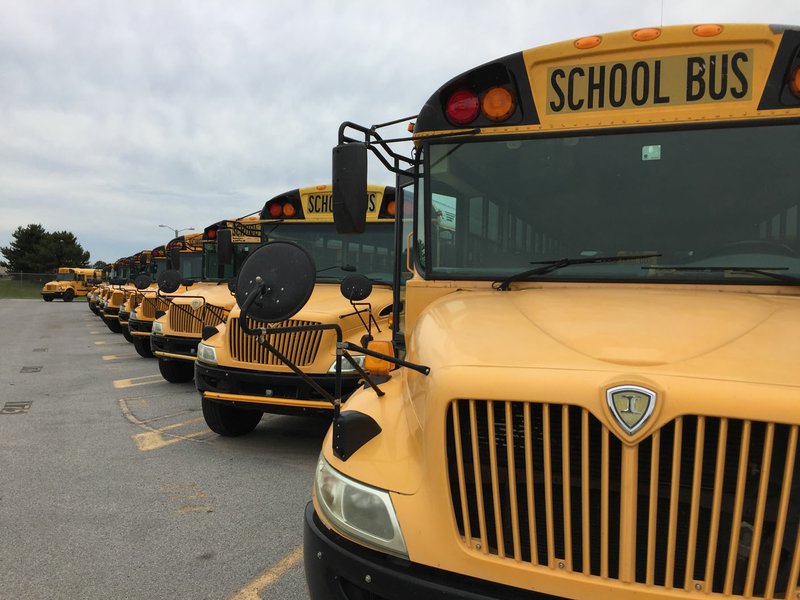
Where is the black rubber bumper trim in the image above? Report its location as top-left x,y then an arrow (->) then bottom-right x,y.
128,318 -> 153,334
304,503 -> 561,600
195,361 -> 361,401
151,334 -> 200,358
103,307 -> 120,316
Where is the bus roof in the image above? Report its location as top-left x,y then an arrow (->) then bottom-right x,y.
414,24 -> 800,136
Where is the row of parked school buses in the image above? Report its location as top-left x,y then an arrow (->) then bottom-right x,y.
87,184 -> 396,437
85,23 -> 800,600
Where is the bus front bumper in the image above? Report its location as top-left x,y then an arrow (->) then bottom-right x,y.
128,318 -> 153,336
195,362 -> 362,416
151,334 -> 200,361
304,503 -> 556,600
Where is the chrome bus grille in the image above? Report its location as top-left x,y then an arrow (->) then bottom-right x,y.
169,304 -> 228,335
446,400 -> 800,598
228,317 -> 323,366
139,297 -> 170,319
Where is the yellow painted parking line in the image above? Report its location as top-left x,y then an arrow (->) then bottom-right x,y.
89,331 -> 101,335
94,341 -> 108,345
102,355 -> 121,361
113,375 -> 163,389
229,546 -> 304,600
133,427 -> 210,451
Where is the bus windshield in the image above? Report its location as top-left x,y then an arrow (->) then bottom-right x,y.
202,244 -> 253,281
425,123 -> 800,284
180,254 -> 203,280
152,258 -> 168,280
266,222 -> 394,284
55,272 -> 76,281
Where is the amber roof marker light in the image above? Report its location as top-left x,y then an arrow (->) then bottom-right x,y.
693,24 -> 723,37
574,35 -> 602,50
632,28 -> 661,42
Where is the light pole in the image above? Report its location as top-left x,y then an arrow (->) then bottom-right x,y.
159,224 -> 195,238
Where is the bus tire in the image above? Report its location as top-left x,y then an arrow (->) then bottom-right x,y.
158,359 -> 194,383
63,289 -> 75,302
43,295 -> 54,302
202,397 -> 262,437
105,319 -> 122,333
122,328 -> 134,343
133,337 -> 154,358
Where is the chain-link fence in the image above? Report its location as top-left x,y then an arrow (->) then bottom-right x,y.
0,272 -> 62,299
2,272 -> 52,284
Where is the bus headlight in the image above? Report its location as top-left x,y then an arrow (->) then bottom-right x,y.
151,321 -> 163,335
327,354 -> 365,374
314,455 -> 407,558
130,309 -> 139,321
196,342 -> 217,365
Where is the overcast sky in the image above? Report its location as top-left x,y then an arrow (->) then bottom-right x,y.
1,0 -> 799,264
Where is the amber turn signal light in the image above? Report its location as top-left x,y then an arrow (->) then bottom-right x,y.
364,341 -> 394,376
482,87 -> 516,122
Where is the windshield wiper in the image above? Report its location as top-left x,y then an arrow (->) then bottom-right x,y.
495,254 -> 662,290
317,265 -> 356,276
645,265 -> 800,284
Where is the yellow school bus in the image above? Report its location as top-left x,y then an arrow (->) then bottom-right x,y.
304,24 -> 800,599
150,217 -> 261,382
41,267 -> 102,302
119,245 -> 170,347
194,184 -> 396,436
87,265 -> 109,314
127,233 -> 203,356
99,256 -> 137,333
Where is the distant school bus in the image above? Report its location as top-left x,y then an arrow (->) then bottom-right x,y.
194,184 -> 396,436
301,24 -> 800,600
41,267 -> 102,302
150,216 -> 261,382
126,233 -> 203,355
120,244 -> 170,350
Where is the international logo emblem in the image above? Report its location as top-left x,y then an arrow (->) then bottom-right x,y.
606,385 -> 656,434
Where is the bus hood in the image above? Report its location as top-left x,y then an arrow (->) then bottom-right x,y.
170,283 -> 236,309
411,287 -> 800,387
228,283 -> 394,323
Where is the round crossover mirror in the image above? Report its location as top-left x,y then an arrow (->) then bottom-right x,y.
235,241 -> 316,323
340,274 -> 373,301
157,269 -> 182,294
134,275 -> 152,290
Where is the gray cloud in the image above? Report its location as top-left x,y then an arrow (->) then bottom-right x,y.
1,0 -> 799,262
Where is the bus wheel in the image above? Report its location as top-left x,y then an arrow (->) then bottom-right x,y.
132,337 -> 154,358
158,359 -> 194,383
105,319 -> 122,333
63,288 -> 75,302
42,295 -> 54,302
122,328 -> 134,343
202,397 -> 262,436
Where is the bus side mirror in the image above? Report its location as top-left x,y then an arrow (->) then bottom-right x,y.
332,142 -> 368,234
218,228 -> 233,266
169,248 -> 180,271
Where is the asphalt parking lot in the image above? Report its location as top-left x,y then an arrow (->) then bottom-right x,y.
0,299 -> 328,599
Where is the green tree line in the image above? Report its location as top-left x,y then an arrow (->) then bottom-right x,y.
1,224 -> 90,273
